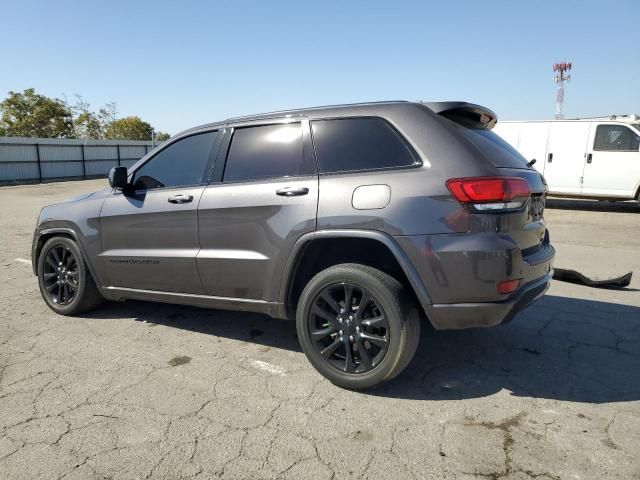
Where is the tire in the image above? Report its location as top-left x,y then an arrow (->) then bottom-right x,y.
296,263 -> 420,390
37,236 -> 103,315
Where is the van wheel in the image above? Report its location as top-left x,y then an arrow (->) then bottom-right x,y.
37,236 -> 103,315
296,263 -> 420,390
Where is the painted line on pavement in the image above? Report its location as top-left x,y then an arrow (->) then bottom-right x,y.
249,359 -> 287,376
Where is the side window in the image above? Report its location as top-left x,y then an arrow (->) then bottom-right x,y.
311,117 -> 418,174
132,131 -> 219,190
223,123 -> 304,182
593,125 -> 640,152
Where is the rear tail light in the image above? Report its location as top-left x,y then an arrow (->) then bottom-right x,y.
497,279 -> 521,294
446,177 -> 531,211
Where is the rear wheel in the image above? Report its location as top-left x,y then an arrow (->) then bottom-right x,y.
37,236 -> 103,315
296,263 -> 420,390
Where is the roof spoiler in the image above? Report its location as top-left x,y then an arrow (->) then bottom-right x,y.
421,101 -> 498,129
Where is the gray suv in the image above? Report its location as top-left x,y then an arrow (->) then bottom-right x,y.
32,101 -> 555,389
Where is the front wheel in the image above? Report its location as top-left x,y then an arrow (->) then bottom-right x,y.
296,263 -> 420,390
37,236 -> 103,315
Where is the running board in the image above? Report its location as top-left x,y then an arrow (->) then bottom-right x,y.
100,286 -> 284,317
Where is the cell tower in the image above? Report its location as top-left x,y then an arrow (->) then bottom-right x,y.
553,61 -> 572,119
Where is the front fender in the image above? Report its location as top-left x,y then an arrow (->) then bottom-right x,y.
32,194 -> 106,285
32,225 -> 83,272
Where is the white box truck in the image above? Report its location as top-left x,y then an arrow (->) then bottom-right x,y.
493,116 -> 640,203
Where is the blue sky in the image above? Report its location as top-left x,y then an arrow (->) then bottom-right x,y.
1,0 -> 638,134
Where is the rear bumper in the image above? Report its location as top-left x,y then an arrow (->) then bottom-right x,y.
423,270 -> 553,329
394,230 -> 555,330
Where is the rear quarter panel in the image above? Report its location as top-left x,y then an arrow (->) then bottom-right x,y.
312,103 -> 495,236
317,167 -> 468,235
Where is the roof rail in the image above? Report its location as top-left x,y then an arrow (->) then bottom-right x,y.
572,114 -> 639,121
225,100 -> 409,122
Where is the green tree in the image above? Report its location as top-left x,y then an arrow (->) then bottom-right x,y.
97,102 -> 118,130
73,111 -> 103,139
155,131 -> 171,142
105,116 -> 153,141
0,88 -> 74,138
69,94 -> 107,139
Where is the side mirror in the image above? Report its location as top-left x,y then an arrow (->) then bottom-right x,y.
108,166 -> 129,190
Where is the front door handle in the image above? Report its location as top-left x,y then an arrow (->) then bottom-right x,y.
276,186 -> 309,197
168,194 -> 193,204
586,153 -> 593,164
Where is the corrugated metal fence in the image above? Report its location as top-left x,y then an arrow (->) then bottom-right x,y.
0,137 -> 156,185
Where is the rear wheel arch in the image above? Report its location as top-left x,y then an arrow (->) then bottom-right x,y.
281,230 -> 432,319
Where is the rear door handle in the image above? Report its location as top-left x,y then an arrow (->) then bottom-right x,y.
168,194 -> 193,204
276,186 -> 309,197
547,153 -> 553,163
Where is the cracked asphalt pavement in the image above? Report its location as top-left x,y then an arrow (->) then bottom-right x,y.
1,180 -> 639,480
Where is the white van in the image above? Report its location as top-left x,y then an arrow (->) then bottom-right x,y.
494,116 -> 640,202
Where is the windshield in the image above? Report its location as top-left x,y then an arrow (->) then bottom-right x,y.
456,126 -> 529,168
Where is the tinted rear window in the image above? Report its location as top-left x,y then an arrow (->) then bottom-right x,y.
224,123 -> 304,182
455,126 -> 528,168
311,117 -> 417,173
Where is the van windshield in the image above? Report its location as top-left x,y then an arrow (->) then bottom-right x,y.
456,126 -> 529,169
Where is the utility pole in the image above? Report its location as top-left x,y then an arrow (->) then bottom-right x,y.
553,61 -> 572,119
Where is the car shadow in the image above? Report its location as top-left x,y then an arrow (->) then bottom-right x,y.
87,294 -> 640,404
546,197 -> 639,213
376,295 -> 640,403
87,300 -> 303,353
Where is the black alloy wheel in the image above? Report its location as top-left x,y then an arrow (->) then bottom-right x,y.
296,263 -> 420,390
308,282 -> 390,374
37,236 -> 103,315
42,244 -> 79,306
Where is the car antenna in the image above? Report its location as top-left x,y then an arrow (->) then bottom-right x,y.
526,158 -> 537,168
